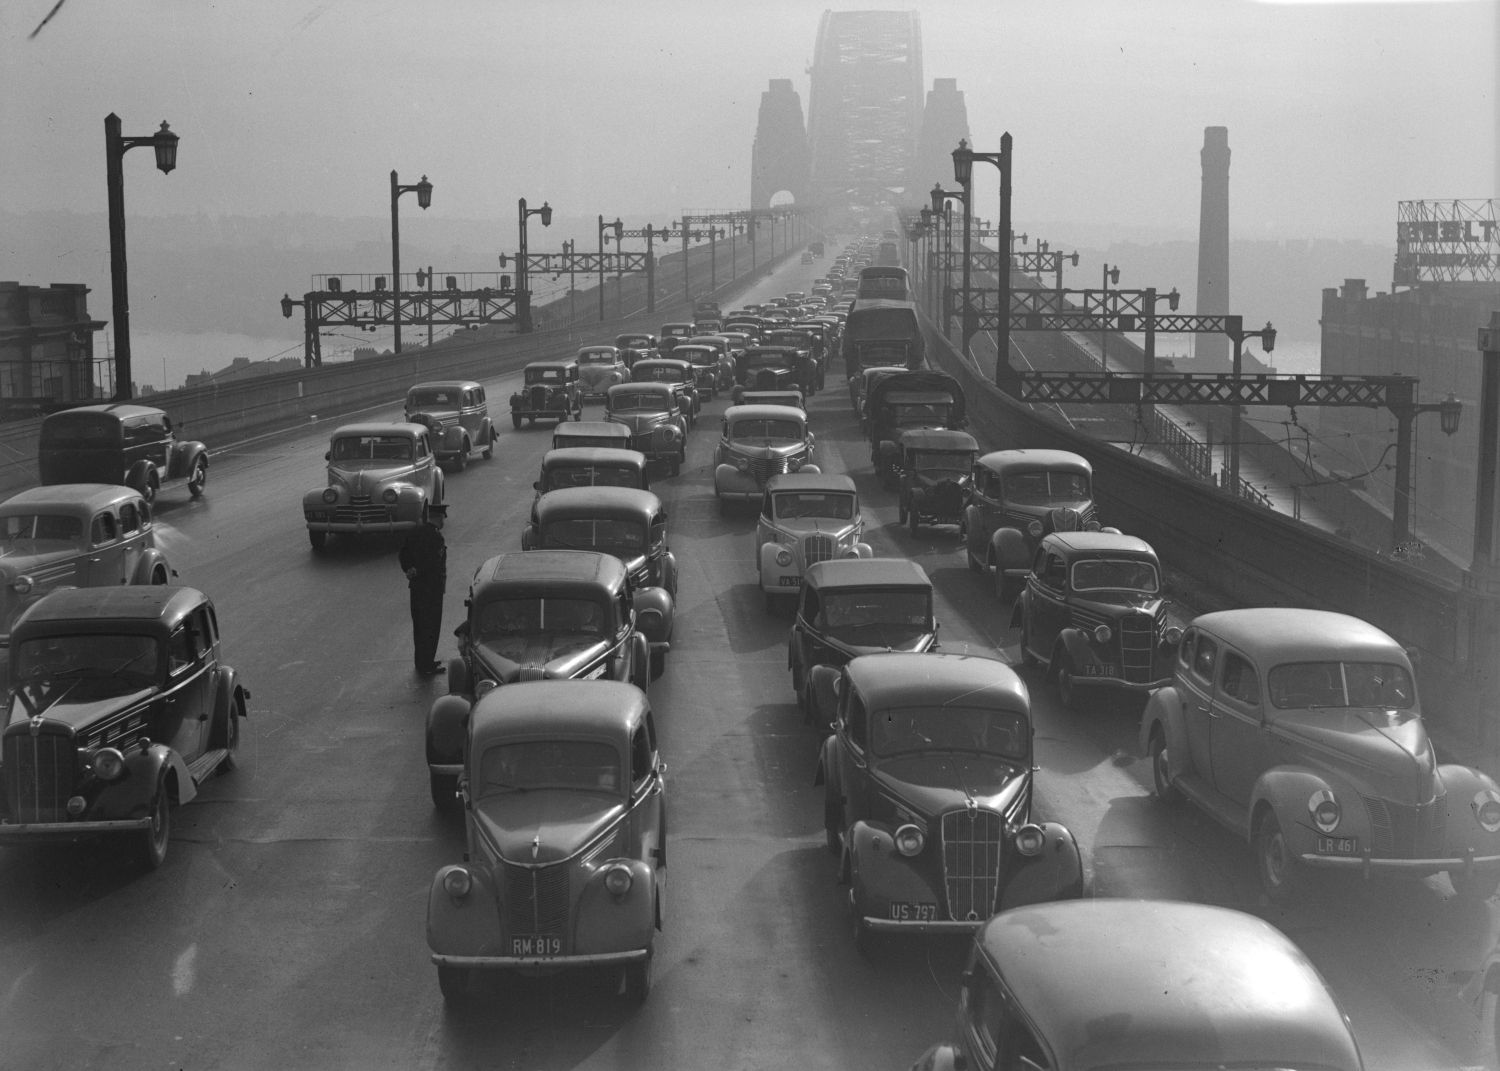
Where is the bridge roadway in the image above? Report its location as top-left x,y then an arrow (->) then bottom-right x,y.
0,254 -> 1494,1070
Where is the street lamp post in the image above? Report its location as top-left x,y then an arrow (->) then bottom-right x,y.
929,184 -> 964,339
517,197 -> 553,333
279,292 -> 323,367
598,216 -> 622,322
1226,321 -> 1277,493
1393,390 -> 1463,548
1100,263 -> 1120,369
562,240 -> 577,325
953,134 -> 1013,385
390,171 -> 433,355
105,113 -> 178,400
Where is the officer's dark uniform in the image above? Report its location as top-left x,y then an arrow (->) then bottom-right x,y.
398,506 -> 447,674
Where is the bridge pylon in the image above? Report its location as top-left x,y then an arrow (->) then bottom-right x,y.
750,78 -> 810,210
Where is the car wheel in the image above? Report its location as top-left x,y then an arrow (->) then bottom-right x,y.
452,441 -> 468,472
1256,811 -> 1306,905
1018,619 -> 1040,668
481,429 -> 494,460
1149,728 -> 1180,803
217,691 -> 244,773
1449,867 -> 1500,901
897,499 -> 908,525
669,456 -> 681,478
791,658 -> 805,701
1056,659 -> 1079,711
907,508 -> 920,537
511,413 -> 522,429
138,774 -> 170,870
308,529 -> 327,551
824,795 -> 842,855
650,648 -> 666,681
187,457 -> 208,497
437,965 -> 471,1008
995,567 -> 1019,603
430,771 -> 461,813
622,947 -> 653,1004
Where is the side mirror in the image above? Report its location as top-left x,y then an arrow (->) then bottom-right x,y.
533,480 -> 542,491
324,451 -> 332,461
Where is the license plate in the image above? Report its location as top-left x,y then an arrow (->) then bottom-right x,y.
510,934 -> 562,956
1081,664 -> 1119,677
888,902 -> 939,922
778,576 -> 802,587
1316,836 -> 1358,855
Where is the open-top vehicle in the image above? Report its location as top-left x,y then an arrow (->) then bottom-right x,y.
405,380 -> 495,472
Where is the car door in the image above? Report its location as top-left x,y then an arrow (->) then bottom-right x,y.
116,498 -> 147,581
158,606 -> 216,762
1208,649 -> 1267,806
83,507 -> 128,586
628,718 -> 665,874
834,686 -> 873,831
1024,546 -> 1069,661
1180,629 -> 1219,780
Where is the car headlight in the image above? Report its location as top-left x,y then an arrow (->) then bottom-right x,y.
321,488 -> 339,505
1309,788 -> 1341,833
475,678 -> 498,698
443,867 -> 473,898
775,547 -> 794,567
89,747 -> 126,781
1012,824 -> 1046,857
10,574 -> 34,595
1084,519 -> 1102,532
1473,790 -> 1500,833
1026,520 -> 1044,538
382,488 -> 398,504
1162,625 -> 1184,647
732,454 -> 750,472
893,824 -> 925,857
1092,624 -> 1112,644
603,863 -> 633,898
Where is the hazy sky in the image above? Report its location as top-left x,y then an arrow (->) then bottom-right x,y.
2,0 -> 1495,246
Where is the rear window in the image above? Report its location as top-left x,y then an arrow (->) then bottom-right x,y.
478,740 -> 621,796
41,412 -> 119,448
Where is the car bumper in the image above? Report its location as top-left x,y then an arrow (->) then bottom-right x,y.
305,518 -> 420,533
431,948 -> 649,970
0,816 -> 153,839
861,915 -> 982,935
1299,850 -> 1500,873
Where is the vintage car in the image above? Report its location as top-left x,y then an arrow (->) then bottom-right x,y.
424,551 -> 666,810
910,899 -> 1364,1071
404,380 -> 495,472
0,585 -> 249,869
1140,607 -> 1500,903
692,299 -> 721,321
755,473 -> 871,603
1013,532 -> 1177,711
510,360 -> 583,428
524,486 -> 679,603
788,558 -> 936,717
714,404 -> 819,508
692,319 -> 723,336
811,654 -> 1083,953
722,318 -> 764,342
604,383 -> 687,475
850,364 -> 908,421
0,485 -> 175,652
730,346 -> 818,404
533,447 -> 649,497
672,343 -> 734,399
898,428 -> 979,535
613,333 -> 657,369
553,420 -> 633,451
657,322 -> 694,354
963,449 -> 1116,601
630,357 -> 701,422
303,422 -> 445,550
575,345 -> 630,400
39,403 -> 209,503
762,327 -> 826,390
867,371 -> 966,489
426,679 -> 665,1005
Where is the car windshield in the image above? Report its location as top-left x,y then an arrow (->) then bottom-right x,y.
578,351 -> 617,365
11,633 -> 159,708
888,402 -> 950,428
331,435 -> 412,462
0,513 -> 84,547
731,419 -> 802,444
871,704 -> 1028,760
638,367 -> 685,383
542,518 -> 646,551
478,740 -> 621,797
1072,558 -> 1160,593
911,450 -> 972,474
1267,661 -> 1415,710
819,590 -> 931,646
774,492 -> 855,521
617,336 -> 651,347
407,389 -> 457,408
744,355 -> 790,370
610,393 -> 667,413
683,351 -> 715,366
474,596 -> 607,641
544,464 -> 641,490
525,368 -> 566,384
1003,471 -> 1091,506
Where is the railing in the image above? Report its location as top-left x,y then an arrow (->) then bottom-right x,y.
1148,406 -> 1211,480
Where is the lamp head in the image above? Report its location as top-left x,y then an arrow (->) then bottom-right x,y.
280,294 -> 294,319
1167,287 -> 1180,311
1105,264 -> 1121,285
152,121 -> 179,174
952,138 -> 973,186
930,184 -> 945,216
539,202 -> 553,226
415,175 -> 433,209
1439,393 -> 1462,436
1260,322 -> 1276,353
1068,252 -> 1080,267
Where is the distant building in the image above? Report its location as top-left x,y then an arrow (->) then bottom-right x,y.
185,355 -> 303,389
0,281 -> 108,419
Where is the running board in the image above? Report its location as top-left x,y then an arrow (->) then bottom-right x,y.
186,748 -> 229,784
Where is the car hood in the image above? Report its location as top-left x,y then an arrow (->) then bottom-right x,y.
0,545 -> 85,568
873,756 -> 1029,816
474,636 -> 612,682
819,628 -> 935,657
612,412 -> 672,431
407,406 -> 459,424
10,687 -> 156,732
726,441 -> 803,457
1273,707 -> 1437,802
1074,592 -> 1163,613
578,365 -> 620,381
473,792 -> 625,865
776,519 -> 859,540
328,463 -> 417,493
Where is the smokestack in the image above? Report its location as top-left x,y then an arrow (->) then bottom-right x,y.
1195,126 -> 1230,368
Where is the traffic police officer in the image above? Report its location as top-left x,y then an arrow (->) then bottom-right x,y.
398,503 -> 447,675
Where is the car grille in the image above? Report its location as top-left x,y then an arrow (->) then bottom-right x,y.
1117,610 -> 1161,682
803,533 -> 838,565
941,808 -> 1003,922
503,861 -> 571,942
1362,795 -> 1447,857
3,727 -> 77,823
529,386 -> 548,410
332,497 -> 394,524
746,451 -> 805,486
751,369 -> 788,390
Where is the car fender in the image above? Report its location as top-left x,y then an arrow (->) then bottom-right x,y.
426,863 -> 503,957
716,464 -> 756,496
628,631 -> 651,691
90,743 -> 194,815
129,549 -> 174,585
1251,766 -> 1353,849
166,440 -> 205,480
661,552 -> 679,595
1010,589 -> 1028,630
1139,686 -> 1189,773
479,418 -> 495,445
633,585 -> 674,646
439,426 -> 465,454
520,524 -> 538,550
125,459 -> 157,495
209,667 -> 247,728
574,858 -> 657,953
851,541 -> 873,559
998,821 -> 1085,909
800,463 -> 822,475
389,483 -> 427,519
907,1044 -> 966,1071
1437,764 -> 1500,852
759,541 -> 798,589
806,664 -> 841,733
814,732 -> 839,788
426,694 -> 473,767
847,820 -> 942,907
303,486 -> 337,513
991,527 -> 1030,573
